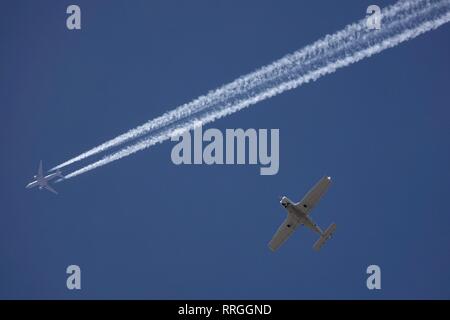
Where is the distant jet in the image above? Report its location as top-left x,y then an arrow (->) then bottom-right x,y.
26,161 -> 63,194
269,176 -> 336,251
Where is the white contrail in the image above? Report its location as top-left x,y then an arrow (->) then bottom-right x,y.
52,0 -> 433,171
61,0 -> 450,179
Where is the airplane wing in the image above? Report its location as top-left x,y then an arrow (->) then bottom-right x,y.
44,184 -> 58,194
268,213 -> 301,251
38,160 -> 43,178
296,176 -> 331,213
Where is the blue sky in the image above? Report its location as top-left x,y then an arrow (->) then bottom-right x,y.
1,0 -> 449,299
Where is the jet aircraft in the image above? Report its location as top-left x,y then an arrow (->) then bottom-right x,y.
26,161 -> 63,194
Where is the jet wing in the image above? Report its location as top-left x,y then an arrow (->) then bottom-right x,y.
38,160 -> 43,178
44,184 -> 58,194
296,176 -> 331,213
268,213 -> 300,251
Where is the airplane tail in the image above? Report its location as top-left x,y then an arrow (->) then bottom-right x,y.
313,223 -> 336,251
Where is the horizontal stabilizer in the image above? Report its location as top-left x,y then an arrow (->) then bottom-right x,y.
313,223 -> 336,251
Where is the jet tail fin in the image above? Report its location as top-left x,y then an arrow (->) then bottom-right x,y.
313,223 -> 336,251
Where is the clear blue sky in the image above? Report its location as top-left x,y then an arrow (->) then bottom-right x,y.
1,0 -> 449,299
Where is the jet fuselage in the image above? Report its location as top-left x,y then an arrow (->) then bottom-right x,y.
26,171 -> 60,189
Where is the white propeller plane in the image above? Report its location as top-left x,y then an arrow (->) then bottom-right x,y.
269,176 -> 336,251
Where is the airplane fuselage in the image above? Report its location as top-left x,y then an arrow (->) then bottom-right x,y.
26,172 -> 60,189
280,197 -> 323,235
